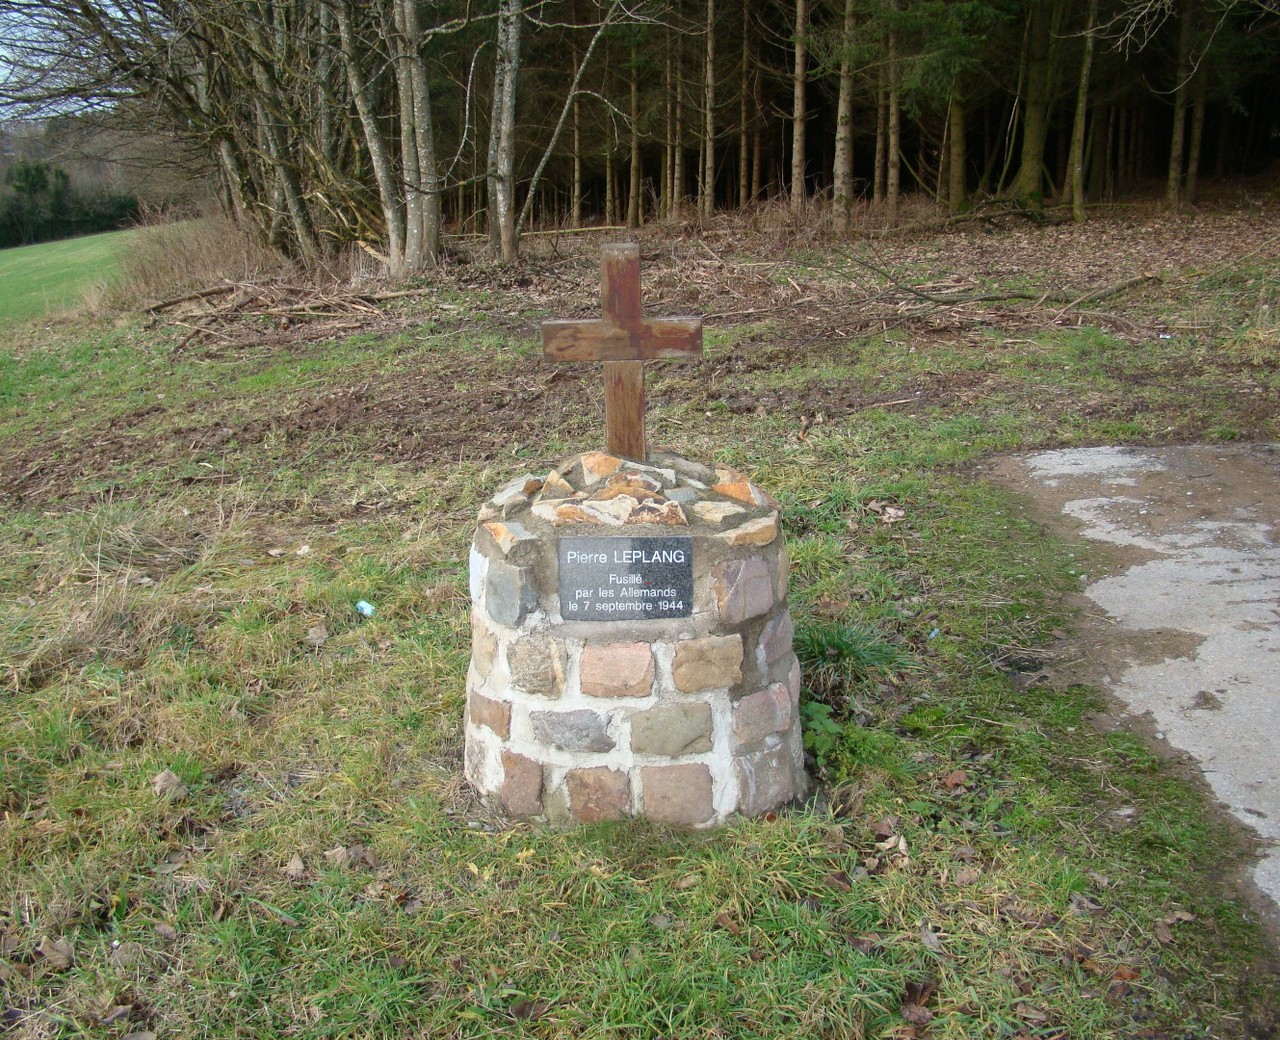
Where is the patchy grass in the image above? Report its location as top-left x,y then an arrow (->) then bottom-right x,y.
1,211 -> 1278,1038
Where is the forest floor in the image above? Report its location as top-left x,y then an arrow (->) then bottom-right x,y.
1,197 -> 1279,1038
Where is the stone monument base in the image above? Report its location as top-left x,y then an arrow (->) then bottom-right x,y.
464,450 -> 805,827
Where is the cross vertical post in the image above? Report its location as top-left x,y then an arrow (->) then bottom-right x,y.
541,243 -> 702,462
600,247 -> 645,460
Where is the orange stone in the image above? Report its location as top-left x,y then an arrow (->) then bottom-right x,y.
580,451 -> 624,485
625,498 -> 688,526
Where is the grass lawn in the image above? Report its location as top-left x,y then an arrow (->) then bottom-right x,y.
0,208 -> 1277,1038
0,228 -> 140,323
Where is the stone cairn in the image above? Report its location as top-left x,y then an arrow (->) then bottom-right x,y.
465,449 -> 804,827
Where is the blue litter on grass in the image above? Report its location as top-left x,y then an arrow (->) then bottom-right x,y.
355,600 -> 375,618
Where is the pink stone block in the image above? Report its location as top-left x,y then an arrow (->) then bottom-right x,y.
468,690 -> 512,739
566,767 -> 630,822
501,750 -> 543,816
758,610 -> 794,666
580,642 -> 655,699
732,683 -> 792,750
734,743 -> 798,816
672,634 -> 743,693
641,764 -> 715,826
711,556 -> 774,624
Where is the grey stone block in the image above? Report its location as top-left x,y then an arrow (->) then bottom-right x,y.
531,709 -> 615,752
485,558 -> 537,627
630,703 -> 713,757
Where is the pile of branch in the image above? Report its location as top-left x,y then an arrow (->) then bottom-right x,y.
145,281 -> 430,350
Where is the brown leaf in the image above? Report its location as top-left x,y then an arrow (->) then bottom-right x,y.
901,1003 -> 934,1025
954,865 -> 981,886
510,1000 -> 548,1021
110,941 -> 155,969
305,623 -> 329,647
715,911 -> 742,936
35,936 -> 73,970
824,870 -> 853,893
872,816 -> 901,839
919,921 -> 945,956
154,923 -> 178,942
1154,920 -> 1173,945
150,769 -> 188,801
903,978 -> 938,1005
672,874 -> 700,891
101,1005 -> 133,1026
1015,1003 -> 1048,1023
942,769 -> 968,790
284,854 -> 306,881
323,845 -> 375,870
1111,965 -> 1141,981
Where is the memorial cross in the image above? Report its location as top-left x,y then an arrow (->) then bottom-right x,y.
542,243 -> 702,462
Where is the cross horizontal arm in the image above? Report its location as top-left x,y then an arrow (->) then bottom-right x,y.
542,316 -> 703,362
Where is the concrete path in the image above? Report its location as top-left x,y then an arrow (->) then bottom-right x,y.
992,444 -> 1280,916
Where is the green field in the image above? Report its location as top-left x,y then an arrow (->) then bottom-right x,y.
0,228 -> 139,322
0,212 -> 1277,1038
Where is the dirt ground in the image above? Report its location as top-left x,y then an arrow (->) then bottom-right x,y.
3,205 -> 1279,506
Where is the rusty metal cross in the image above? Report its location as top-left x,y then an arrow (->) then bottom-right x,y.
541,243 -> 702,462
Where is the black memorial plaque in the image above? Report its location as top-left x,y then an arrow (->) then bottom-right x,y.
558,536 -> 693,621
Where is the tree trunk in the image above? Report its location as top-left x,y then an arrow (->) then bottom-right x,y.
1069,0 -> 1098,223
516,2 -> 617,235
393,0 -> 441,269
335,0 -> 405,272
738,2 -> 749,208
663,47 -> 673,218
751,126 -> 762,202
701,0 -> 715,218
948,88 -> 967,213
886,24 -> 900,224
873,64 -> 887,204
488,0 -> 523,262
790,0 -> 807,214
1012,0 -> 1052,210
628,44 -> 642,228
1185,77 -> 1206,204
673,36 -> 685,218
605,148 -> 615,225
1166,0 -> 1194,208
832,0 -> 856,231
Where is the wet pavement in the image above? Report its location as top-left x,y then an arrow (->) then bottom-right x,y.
992,443 -> 1280,918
